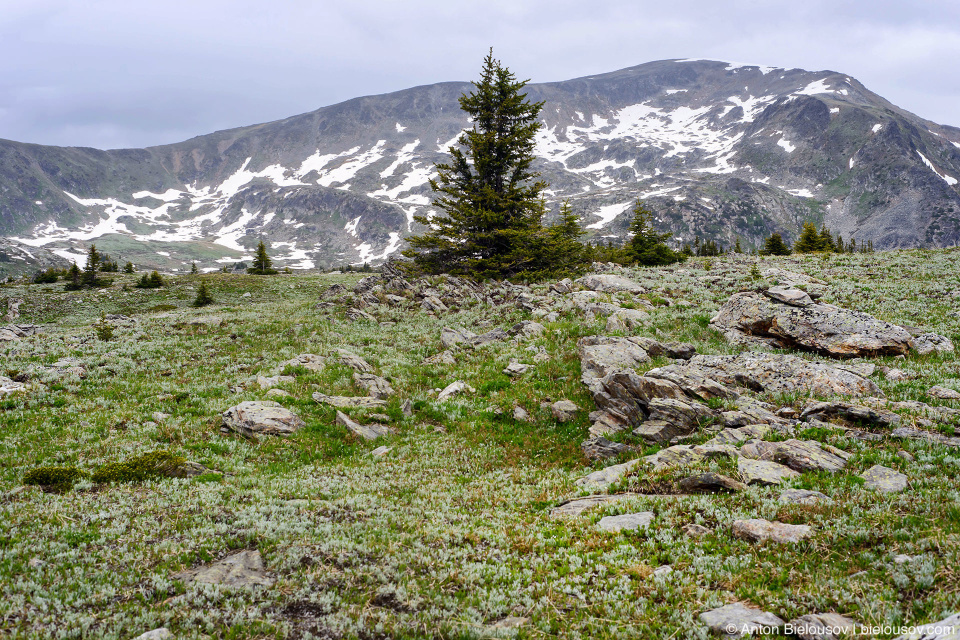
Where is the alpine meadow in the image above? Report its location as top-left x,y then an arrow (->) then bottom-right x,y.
0,47 -> 959,640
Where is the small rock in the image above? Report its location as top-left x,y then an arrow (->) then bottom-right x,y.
437,381 -> 475,401
510,320 -> 546,339
550,494 -> 634,519
598,511 -> 654,533
423,350 -> 457,365
861,465 -> 907,493
489,616 -> 529,629
265,388 -> 291,399
738,458 -> 800,486
242,292 -> 251,297
576,459 -> 640,492
884,368 -> 915,381
512,406 -> 530,422
281,353 -> 326,373
913,333 -> 955,355
335,410 -> 393,441
893,553 -> 913,565
928,385 -> 960,400
440,326 -> 476,350
894,612 -> 960,640
551,399 -> 579,422
151,411 -> 171,422
131,629 -> 173,640
174,550 -> 273,587
336,349 -> 374,373
401,399 -> 413,417
312,393 -> 387,409
27,557 -> 46,569
503,362 -> 531,377
764,285 -> 813,306
787,613 -> 857,640
354,372 -> 394,399
683,523 -> 712,538
369,446 -> 392,458
581,436 -> 632,461
779,489 -> 833,506
678,473 -> 747,494
732,518 -> 813,544
897,450 -> 915,463
699,602 -> 785,639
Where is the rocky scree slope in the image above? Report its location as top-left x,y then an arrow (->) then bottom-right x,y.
1,59 -> 959,273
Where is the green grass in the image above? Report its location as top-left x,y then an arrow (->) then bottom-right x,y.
0,251 -> 958,638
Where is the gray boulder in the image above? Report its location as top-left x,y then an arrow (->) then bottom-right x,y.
581,437 -> 633,461
353,373 -> 394,399
738,458 -> 799,486
772,439 -> 851,473
861,465 -> 907,493
335,410 -> 393,441
801,401 -> 901,427
678,473 -> 747,493
336,349 -> 374,373
313,393 -> 387,409
221,401 -> 305,437
597,512 -> 654,532
699,603 -> 785,639
576,274 -> 646,294
913,333 -> 955,355
787,613 -> 857,640
577,336 -> 650,380
173,550 -> 273,588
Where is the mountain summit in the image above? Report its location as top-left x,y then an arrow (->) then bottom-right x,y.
1,59 -> 959,272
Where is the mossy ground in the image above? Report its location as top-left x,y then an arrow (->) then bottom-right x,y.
0,252 -> 959,638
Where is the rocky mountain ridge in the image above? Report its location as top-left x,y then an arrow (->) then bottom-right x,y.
1,58 -> 959,273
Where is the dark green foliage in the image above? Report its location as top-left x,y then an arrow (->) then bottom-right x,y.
135,271 -> 164,289
33,268 -> 59,284
817,225 -> 836,251
23,466 -> 84,489
626,200 -> 685,266
248,241 -> 278,275
760,233 -> 791,255
794,222 -> 822,253
190,262 -> 199,274
94,317 -> 114,341
404,50 -> 586,280
63,263 -> 82,291
193,281 -> 214,307
91,451 -> 185,484
100,253 -> 119,272
122,262 -> 135,274
733,237 -> 742,253
82,244 -> 102,287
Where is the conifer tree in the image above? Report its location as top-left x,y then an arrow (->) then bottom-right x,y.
817,225 -> 836,252
734,237 -> 742,253
123,262 -> 135,273
760,233 -> 791,256
248,241 -> 278,275
81,244 -> 101,287
193,281 -> 214,307
190,262 -> 199,274
626,200 -> 685,266
64,263 -> 82,291
404,50 -> 581,279
794,222 -> 821,253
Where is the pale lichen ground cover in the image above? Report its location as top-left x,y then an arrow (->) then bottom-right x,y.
0,250 -> 958,639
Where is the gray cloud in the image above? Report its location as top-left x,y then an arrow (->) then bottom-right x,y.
2,0 -> 958,149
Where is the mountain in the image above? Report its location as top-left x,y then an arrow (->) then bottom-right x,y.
1,58 -> 959,273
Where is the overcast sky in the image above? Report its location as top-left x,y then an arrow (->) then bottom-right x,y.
2,0 -> 958,150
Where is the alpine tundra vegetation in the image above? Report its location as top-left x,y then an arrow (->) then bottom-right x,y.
1,247 -> 959,639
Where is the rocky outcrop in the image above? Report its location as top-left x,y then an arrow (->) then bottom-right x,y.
711,290 -> 913,358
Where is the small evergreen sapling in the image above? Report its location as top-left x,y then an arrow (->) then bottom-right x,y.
193,281 -> 214,307
248,241 -> 278,275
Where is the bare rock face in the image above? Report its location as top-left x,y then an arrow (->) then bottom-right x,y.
678,473 -> 747,493
801,401 -> 902,427
711,291 -> 913,358
581,437 -> 633,461
679,352 -> 881,397
221,401 -> 305,437
772,439 -> 851,473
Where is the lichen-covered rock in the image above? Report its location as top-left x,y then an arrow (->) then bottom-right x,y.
549,494 -> 634,519
440,326 -> 476,349
678,473 -> 746,493
281,353 -> 326,373
787,613 -> 857,640
913,333 -> 955,355
711,291 -> 913,358
221,401 -> 305,437
437,380 -> 475,401
0,376 -> 26,397
313,393 -> 387,409
928,385 -> 960,400
576,459 -> 640,491
861,465 -> 908,493
552,399 -> 580,422
738,458 -> 800,486
643,445 -> 704,470
779,489 -> 833,506
336,349 -> 374,373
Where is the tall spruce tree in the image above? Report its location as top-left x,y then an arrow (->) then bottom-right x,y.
794,222 -> 821,253
405,50 -> 579,279
760,233 -> 791,256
